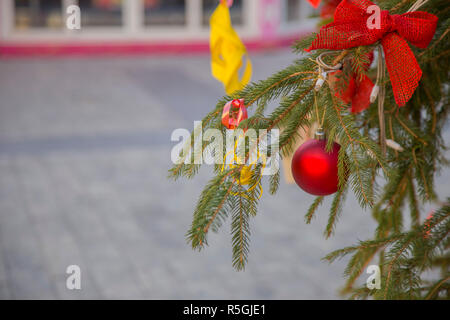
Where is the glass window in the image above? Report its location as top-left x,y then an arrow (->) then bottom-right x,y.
286,0 -> 301,22
202,0 -> 243,26
78,0 -> 123,27
144,0 -> 186,26
14,0 -> 63,29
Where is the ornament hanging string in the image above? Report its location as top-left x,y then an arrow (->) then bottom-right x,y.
313,52 -> 342,92
312,52 -> 343,131
407,0 -> 429,12
375,45 -> 387,155
372,0 -> 430,155
314,91 -> 327,130
220,135 -> 265,200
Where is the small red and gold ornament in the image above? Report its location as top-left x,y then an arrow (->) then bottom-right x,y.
222,99 -> 248,129
221,99 -> 257,188
291,129 -> 341,196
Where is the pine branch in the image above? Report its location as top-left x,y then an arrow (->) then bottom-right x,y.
269,170 -> 280,195
424,275 -> 450,299
325,186 -> 347,238
186,170 -> 235,249
407,174 -> 420,227
231,187 -> 253,270
305,196 -> 324,224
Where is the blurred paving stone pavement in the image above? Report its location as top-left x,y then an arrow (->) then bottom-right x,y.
0,50 -> 449,299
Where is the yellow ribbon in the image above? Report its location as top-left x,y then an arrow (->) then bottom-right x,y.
221,134 -> 265,199
210,2 -> 252,95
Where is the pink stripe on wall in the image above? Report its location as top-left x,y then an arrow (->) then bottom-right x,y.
0,32 -> 312,57
259,0 -> 281,41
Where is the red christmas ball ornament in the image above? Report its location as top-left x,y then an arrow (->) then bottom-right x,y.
291,131 -> 341,196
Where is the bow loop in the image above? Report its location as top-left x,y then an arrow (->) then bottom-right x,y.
334,0 -> 371,20
393,12 -> 438,48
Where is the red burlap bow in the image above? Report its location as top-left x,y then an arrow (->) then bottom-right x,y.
222,99 -> 248,129
320,0 -> 342,20
306,0 -> 438,106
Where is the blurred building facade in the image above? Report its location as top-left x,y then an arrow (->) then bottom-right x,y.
0,0 -> 314,55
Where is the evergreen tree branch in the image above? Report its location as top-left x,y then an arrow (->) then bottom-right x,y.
305,196 -> 324,224
325,186 -> 347,238
424,275 -> 450,299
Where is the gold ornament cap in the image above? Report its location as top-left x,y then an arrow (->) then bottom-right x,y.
314,128 -> 326,140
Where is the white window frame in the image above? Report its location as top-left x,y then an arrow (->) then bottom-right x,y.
0,0 -> 259,43
279,0 -> 316,34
